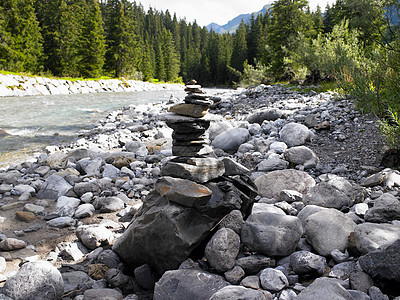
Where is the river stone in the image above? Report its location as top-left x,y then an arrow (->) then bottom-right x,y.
212,128 -> 250,152
84,288 -> 123,300
54,196 -> 81,217
77,157 -> 103,176
284,146 -> 319,169
0,238 -> 26,251
297,205 -> 328,226
209,121 -> 234,141
305,209 -> 356,256
1,261 -> 64,300
11,185 -> 35,196
217,210 -> 244,234
364,193 -> 400,223
303,182 -> 354,209
161,157 -> 225,183
93,196 -> 124,213
247,108 -> 284,124
15,211 -> 36,222
76,224 -> 114,250
359,240 -> 400,294
62,271 -> 95,294
169,103 -> 209,118
222,157 -> 250,176
154,269 -> 228,300
43,152 -> 68,169
241,212 -> 303,257
154,176 -> 212,207
279,122 -> 311,147
255,169 -> 316,199
67,148 -> 89,161
102,164 -> 121,179
297,277 -> 354,300
0,184 -> 13,194
224,266 -> 245,285
46,216 -> 75,228
236,254 -> 275,275
23,203 -> 46,216
74,203 -> 95,219
256,157 -> 289,172
210,285 -> 265,300
260,268 -> 288,292
290,251 -> 327,276
73,180 -> 101,197
251,203 -> 286,215
355,222 -> 400,255
36,174 -> 72,200
205,228 -> 240,273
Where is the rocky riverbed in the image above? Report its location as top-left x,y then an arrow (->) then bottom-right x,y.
0,83 -> 399,300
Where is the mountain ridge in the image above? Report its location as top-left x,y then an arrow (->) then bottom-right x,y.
206,3 -> 273,34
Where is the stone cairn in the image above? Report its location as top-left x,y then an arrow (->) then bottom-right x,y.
113,80 -> 257,277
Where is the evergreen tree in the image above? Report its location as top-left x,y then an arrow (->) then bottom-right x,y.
1,0 -> 43,72
247,15 -> 265,65
79,0 -> 106,78
161,28 -> 180,81
231,20 -> 248,73
0,4 -> 12,70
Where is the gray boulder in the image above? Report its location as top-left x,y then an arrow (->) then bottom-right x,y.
256,157 -> 289,172
74,203 -> 95,219
62,271 -> 94,295
303,182 -> 354,209
354,222 -> 400,254
54,196 -> 81,217
205,228 -> 240,273
212,128 -> 250,152
11,184 -> 35,196
73,180 -> 101,197
279,123 -> 311,147
259,268 -> 288,292
364,193 -> 400,223
84,288 -> 123,300
305,209 -> 356,256
76,224 -> 114,250
236,254 -> 275,275
1,261 -> 64,300
284,146 -> 319,169
210,285 -> 265,300
93,196 -> 124,213
241,212 -> 303,257
77,157 -> 103,176
154,269 -> 228,300
359,240 -> 400,288
297,277 -> 355,300
221,157 -> 250,176
247,108 -> 284,124
102,164 -> 121,179
290,251 -> 327,276
36,174 -> 72,200
255,169 -> 315,199
209,121 -> 233,141
297,205 -> 328,226
46,216 -> 75,228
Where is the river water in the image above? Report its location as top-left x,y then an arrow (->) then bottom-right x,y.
0,89 -> 186,167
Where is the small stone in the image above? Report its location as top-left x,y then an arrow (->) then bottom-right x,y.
224,266 -> 245,285
0,238 -> 26,251
236,255 -> 275,275
46,216 -> 75,228
84,288 -> 123,300
169,103 -> 209,118
74,203 -> 95,219
210,285 -> 265,300
15,211 -> 36,222
290,251 -> 327,276
24,203 -> 46,216
88,264 -> 110,280
260,268 -> 289,292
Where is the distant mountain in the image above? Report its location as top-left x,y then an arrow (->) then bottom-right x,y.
206,3 -> 273,34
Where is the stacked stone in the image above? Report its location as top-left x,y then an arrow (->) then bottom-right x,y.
160,80 -> 225,183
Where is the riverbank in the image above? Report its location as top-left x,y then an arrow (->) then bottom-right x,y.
1,84 -> 399,300
0,73 -> 182,98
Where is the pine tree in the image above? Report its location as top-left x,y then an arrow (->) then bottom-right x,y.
231,20 -> 248,73
79,0 -> 106,78
161,28 -> 180,82
1,0 -> 43,72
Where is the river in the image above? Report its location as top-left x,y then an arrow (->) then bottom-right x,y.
0,89 -> 187,167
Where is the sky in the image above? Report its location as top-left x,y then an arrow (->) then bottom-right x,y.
137,0 -> 336,27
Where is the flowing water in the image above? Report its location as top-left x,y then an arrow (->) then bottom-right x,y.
0,89 -> 186,167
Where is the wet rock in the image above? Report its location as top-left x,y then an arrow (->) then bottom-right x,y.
255,169 -> 316,199
210,285 -> 265,300
241,212 -> 303,257
260,268 -> 289,292
212,128 -> 250,152
205,228 -> 240,273
36,174 -> 72,200
1,261 -> 64,300
154,269 -> 228,300
279,122 -> 311,147
305,209 -> 356,256
297,277 -> 354,300
76,224 -> 114,250
354,222 -> 400,255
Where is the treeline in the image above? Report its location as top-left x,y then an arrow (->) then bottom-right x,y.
0,0 -> 398,87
